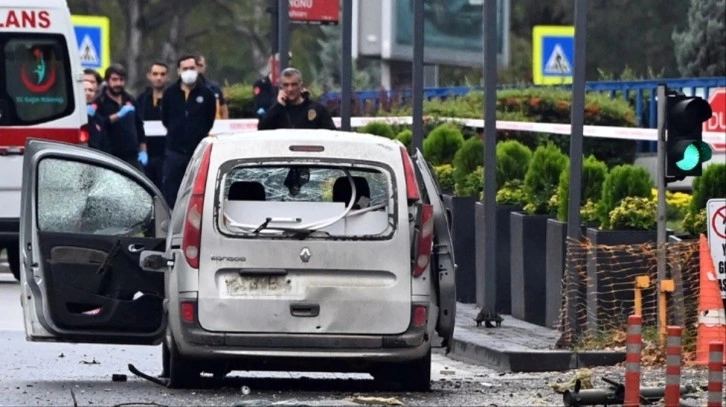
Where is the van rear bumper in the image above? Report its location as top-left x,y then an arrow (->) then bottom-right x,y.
181,323 -> 426,349
175,311 -> 429,364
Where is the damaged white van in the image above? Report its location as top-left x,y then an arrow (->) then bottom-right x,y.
19,130 -> 456,391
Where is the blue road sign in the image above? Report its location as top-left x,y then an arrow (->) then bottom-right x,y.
71,15 -> 110,73
532,26 -> 574,85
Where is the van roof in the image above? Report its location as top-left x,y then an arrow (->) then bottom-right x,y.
212,129 -> 403,150
208,129 -> 405,165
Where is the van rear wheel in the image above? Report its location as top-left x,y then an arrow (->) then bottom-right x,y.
373,348 -> 431,392
166,331 -> 201,389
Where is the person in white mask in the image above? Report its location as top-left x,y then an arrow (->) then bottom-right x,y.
160,54 -> 217,207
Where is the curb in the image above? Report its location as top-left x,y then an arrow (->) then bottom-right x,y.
449,303 -> 625,372
450,337 -> 626,372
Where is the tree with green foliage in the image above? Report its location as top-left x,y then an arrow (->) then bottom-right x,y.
672,0 -> 726,77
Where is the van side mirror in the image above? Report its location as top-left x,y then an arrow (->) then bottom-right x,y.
139,250 -> 168,272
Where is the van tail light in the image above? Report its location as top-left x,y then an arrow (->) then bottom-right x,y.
413,204 -> 434,277
180,301 -> 196,324
400,146 -> 421,203
79,126 -> 90,143
182,144 -> 213,269
413,304 -> 428,327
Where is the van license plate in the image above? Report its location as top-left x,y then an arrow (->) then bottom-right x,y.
225,275 -> 290,296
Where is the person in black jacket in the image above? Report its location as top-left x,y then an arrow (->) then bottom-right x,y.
84,78 -> 108,153
136,61 -> 169,190
161,54 -> 216,207
257,67 -> 336,131
93,63 -> 147,170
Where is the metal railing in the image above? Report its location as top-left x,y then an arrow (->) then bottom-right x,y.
320,77 -> 726,129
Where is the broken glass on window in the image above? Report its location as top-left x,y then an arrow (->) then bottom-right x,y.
37,158 -> 153,235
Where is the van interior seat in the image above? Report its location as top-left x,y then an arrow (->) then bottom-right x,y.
333,176 -> 370,209
228,181 -> 266,201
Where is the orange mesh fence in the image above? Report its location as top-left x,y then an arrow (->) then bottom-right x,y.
558,238 -> 701,356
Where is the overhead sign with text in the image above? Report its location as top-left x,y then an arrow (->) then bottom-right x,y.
707,199 -> 726,298
70,15 -> 110,74
289,0 -> 339,24
532,25 -> 574,85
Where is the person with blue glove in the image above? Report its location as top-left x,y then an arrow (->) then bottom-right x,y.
92,63 -> 147,171
84,79 -> 109,153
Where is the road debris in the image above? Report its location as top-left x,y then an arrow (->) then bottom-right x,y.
350,396 -> 403,406
550,368 -> 593,393
128,364 -> 168,387
79,358 -> 100,365
112,374 -> 128,382
241,385 -> 251,395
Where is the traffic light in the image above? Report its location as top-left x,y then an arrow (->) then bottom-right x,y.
665,94 -> 713,182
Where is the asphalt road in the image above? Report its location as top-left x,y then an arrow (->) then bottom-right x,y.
0,271 -> 514,407
0,260 -> 717,406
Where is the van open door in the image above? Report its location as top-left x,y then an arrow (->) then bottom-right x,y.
411,149 -> 456,352
19,139 -> 169,345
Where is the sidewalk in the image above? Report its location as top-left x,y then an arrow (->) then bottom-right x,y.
449,302 -> 625,372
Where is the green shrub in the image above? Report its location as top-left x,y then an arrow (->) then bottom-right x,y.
496,140 -> 532,188
359,121 -> 395,139
557,155 -> 609,221
688,163 -> 726,215
423,123 -> 465,165
608,197 -> 657,230
596,164 -> 654,228
523,143 -> 569,215
433,164 -> 456,194
496,180 -> 527,206
396,129 -> 413,149
380,87 -> 638,167
683,208 -> 708,236
224,83 -> 256,118
453,136 -> 484,190
455,166 -> 483,198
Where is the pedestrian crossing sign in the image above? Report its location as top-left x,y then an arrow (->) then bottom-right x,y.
532,26 -> 575,85
71,15 -> 110,74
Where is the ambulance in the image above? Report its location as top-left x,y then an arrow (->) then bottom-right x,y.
0,0 -> 87,280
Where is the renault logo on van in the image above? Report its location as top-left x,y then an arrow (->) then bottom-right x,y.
300,247 -> 311,263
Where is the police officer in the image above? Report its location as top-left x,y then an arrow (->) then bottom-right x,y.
257,68 -> 335,130
161,55 -> 217,208
93,63 -> 147,170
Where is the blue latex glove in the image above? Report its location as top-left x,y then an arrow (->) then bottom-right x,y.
118,104 -> 135,118
256,107 -> 266,117
137,151 -> 148,166
86,104 -> 96,116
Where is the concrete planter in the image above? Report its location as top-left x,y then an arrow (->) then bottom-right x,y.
475,203 -> 522,313
510,212 -> 552,326
443,195 -> 477,304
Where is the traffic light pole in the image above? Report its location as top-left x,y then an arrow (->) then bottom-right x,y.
656,84 -> 668,332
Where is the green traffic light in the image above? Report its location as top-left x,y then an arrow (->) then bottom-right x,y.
675,143 -> 702,171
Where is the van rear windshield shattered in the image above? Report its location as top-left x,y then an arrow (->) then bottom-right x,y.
218,164 -> 396,239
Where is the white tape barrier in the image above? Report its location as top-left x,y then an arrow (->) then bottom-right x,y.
143,116 -> 726,151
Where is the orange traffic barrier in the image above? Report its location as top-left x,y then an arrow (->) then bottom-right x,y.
696,234 -> 726,365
